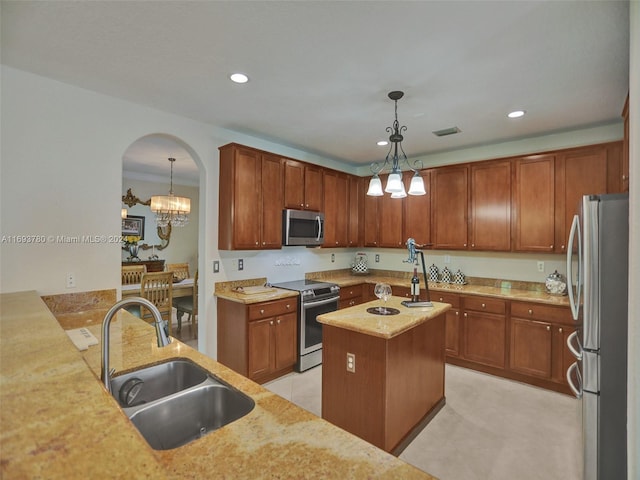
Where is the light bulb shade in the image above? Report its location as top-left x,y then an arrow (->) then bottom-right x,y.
150,194 -> 191,214
385,172 -> 403,193
121,208 -> 128,219
408,173 -> 427,195
367,175 -> 384,196
390,185 -> 407,198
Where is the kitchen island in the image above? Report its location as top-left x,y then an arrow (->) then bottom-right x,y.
0,291 -> 436,479
318,296 -> 451,454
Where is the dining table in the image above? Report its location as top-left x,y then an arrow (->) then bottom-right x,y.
121,277 -> 194,299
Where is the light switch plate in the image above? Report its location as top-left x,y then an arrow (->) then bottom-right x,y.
213,260 -> 220,273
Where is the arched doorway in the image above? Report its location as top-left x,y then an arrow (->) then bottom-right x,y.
122,134 -> 202,349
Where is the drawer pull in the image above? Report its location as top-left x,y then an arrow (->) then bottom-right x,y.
455,311 -> 459,316
559,327 -> 563,333
464,312 -> 468,317
286,304 -> 291,309
481,303 -> 486,308
528,309 -> 533,315
277,319 -> 281,324
439,297 -> 444,302
260,309 -> 265,315
270,320 -> 274,325
546,325 -> 551,331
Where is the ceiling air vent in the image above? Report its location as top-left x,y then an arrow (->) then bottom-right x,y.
432,126 -> 461,137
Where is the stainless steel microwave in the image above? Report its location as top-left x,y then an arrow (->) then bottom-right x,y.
282,209 -> 325,246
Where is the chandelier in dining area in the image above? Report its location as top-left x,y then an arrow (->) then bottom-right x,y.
150,157 -> 191,228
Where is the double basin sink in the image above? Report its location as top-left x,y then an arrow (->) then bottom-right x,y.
110,359 -> 255,450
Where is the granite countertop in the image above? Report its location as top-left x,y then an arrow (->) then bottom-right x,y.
318,297 -> 451,339
214,277 -> 299,304
312,271 -> 571,307
0,291 -> 434,479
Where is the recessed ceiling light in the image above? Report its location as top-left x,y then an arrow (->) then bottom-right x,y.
377,140 -> 388,146
230,73 -> 249,84
508,110 -> 526,118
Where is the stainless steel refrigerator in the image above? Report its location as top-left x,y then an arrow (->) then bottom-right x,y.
566,193 -> 629,480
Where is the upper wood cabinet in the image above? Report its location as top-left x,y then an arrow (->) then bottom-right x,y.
283,159 -> 323,211
431,165 -> 469,250
219,144 -> 283,250
512,154 -> 556,252
323,169 -> 349,247
403,170 -> 431,247
554,144 -> 615,253
347,175 -> 363,247
622,94 -> 629,193
363,190 -> 379,247
469,160 -> 511,251
378,174 -> 404,248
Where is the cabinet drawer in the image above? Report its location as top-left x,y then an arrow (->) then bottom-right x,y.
433,292 -> 460,308
462,296 -> 506,315
340,284 -> 364,300
511,301 -> 572,324
249,298 -> 296,320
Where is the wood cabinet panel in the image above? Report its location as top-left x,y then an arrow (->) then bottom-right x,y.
248,318 -> 273,379
431,165 -> 468,249
513,154 -> 555,252
470,160 -> 511,251
323,170 -> 348,247
461,295 -> 506,369
363,193 -> 379,247
378,175 -> 404,248
348,175 -> 363,247
274,312 -> 297,370
283,159 -> 323,211
261,153 -> 284,248
403,170 -> 431,246
339,284 -> 365,309
509,318 -> 553,378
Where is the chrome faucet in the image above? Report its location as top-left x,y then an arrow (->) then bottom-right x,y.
101,297 -> 171,393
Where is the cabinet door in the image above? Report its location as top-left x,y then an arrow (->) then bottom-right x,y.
470,160 -> 511,251
232,147 -> 262,249
403,170 -> 431,247
248,318 -> 273,380
348,175 -> 362,247
274,312 -> 297,371
513,155 -> 555,252
363,192 -> 379,247
554,147 -> 607,253
432,165 -> 469,249
445,308 -> 461,357
378,175 -> 404,248
509,318 -> 553,379
261,154 -> 283,248
323,170 -> 348,247
463,311 -> 506,368
283,159 -> 305,209
304,165 -> 323,211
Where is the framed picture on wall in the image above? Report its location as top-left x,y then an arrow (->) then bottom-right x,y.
122,215 -> 145,239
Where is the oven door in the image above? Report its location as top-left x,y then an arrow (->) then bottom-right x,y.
300,296 -> 338,356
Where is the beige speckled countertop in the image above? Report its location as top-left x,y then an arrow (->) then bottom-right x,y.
309,270 -> 571,307
318,297 -> 451,339
214,277 -> 299,304
1,291 -> 435,479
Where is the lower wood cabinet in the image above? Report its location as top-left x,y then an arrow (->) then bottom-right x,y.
339,283 -> 365,309
461,296 -> 507,369
433,292 -> 461,358
217,297 -> 297,384
509,301 -> 575,386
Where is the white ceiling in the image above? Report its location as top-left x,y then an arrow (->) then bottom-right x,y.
1,1 -> 629,183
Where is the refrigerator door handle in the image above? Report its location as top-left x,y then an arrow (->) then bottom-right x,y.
566,330 -> 582,360
566,214 -> 582,320
566,362 -> 582,398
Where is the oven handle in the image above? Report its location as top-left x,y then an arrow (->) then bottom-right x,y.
302,295 -> 340,309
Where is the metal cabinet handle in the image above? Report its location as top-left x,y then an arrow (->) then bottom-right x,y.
277,319 -> 281,324
260,309 -> 265,314
455,311 -> 459,316
464,243 -> 467,247
270,320 -> 274,325
546,325 -> 551,331
286,304 -> 291,309
439,297 -> 444,302
528,309 -> 533,315
550,244 -> 554,248
559,327 -> 563,333
471,243 -> 475,247
464,312 -> 468,317
481,303 -> 486,308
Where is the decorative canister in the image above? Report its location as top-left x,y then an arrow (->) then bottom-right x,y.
441,267 -> 452,284
545,270 -> 567,295
351,252 -> 369,275
453,269 -> 466,285
428,264 -> 440,282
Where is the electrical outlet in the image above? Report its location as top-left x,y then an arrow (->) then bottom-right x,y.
537,261 -> 544,272
238,259 -> 244,271
331,253 -> 335,263
375,254 -> 380,263
213,260 -> 220,273
346,352 -> 356,373
66,272 -> 76,289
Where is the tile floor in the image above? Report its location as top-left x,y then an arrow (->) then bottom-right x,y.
265,364 -> 582,480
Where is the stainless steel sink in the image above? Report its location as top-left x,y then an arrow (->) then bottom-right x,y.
126,383 -> 256,450
110,358 -> 255,450
110,359 -> 208,407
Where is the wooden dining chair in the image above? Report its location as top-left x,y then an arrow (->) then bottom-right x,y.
167,262 -> 190,282
139,271 -> 174,336
122,265 -> 146,284
174,270 -> 198,337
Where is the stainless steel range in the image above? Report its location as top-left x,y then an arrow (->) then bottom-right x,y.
271,279 -> 340,372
